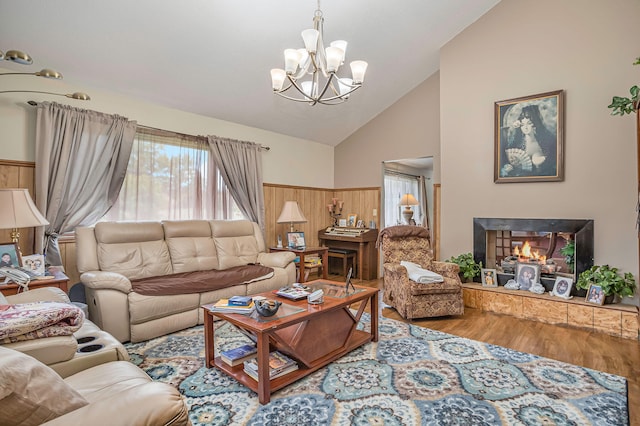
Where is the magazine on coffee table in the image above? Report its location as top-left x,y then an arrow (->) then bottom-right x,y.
274,285 -> 311,301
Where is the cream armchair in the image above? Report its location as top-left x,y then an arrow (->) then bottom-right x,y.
379,225 -> 464,320
0,346 -> 190,426
1,287 -> 129,377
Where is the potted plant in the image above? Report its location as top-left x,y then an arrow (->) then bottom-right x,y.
559,239 -> 575,274
446,252 -> 482,282
576,264 -> 636,303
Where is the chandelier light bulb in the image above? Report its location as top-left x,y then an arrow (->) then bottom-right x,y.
284,49 -> 301,74
338,78 -> 353,97
330,40 -> 347,63
270,69 -> 286,91
301,81 -> 313,97
350,60 -> 368,84
301,29 -> 319,53
325,47 -> 343,73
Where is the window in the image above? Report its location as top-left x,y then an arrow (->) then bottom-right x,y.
383,171 -> 421,227
104,127 -> 244,222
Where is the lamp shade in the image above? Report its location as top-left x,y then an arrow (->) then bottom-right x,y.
0,189 -> 49,229
399,194 -> 419,207
277,201 -> 307,224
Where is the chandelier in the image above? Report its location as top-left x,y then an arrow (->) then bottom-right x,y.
0,48 -> 90,101
270,1 -> 368,106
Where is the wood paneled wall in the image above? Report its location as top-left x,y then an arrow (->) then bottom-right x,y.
264,184 -> 381,249
0,160 -> 381,290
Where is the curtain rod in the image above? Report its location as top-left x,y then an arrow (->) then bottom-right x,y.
138,124 -> 270,151
26,101 -> 270,151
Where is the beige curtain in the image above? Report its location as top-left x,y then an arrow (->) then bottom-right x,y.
34,102 -> 137,266
207,136 -> 265,232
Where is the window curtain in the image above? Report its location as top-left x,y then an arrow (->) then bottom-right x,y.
383,171 -> 421,227
418,176 -> 430,230
207,136 -> 265,232
34,102 -> 137,266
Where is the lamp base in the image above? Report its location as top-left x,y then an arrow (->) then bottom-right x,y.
402,207 -> 414,225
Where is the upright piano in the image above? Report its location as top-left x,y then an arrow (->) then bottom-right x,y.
318,227 -> 379,280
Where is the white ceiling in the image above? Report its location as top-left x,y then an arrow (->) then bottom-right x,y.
0,0 -> 499,146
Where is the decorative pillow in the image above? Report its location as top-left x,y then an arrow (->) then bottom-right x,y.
0,346 -> 88,425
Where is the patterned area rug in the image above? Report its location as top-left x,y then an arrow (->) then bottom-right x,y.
125,314 -> 629,425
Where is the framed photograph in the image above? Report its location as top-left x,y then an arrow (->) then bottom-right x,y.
585,283 -> 605,305
356,219 -> 365,228
515,262 -> 540,291
494,90 -> 564,183
552,276 -> 573,299
481,268 -> 498,287
338,218 -> 347,227
287,232 -> 306,249
347,214 -> 358,227
0,242 -> 21,268
22,254 -> 45,276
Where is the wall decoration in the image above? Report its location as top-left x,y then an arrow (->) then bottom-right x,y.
494,90 -> 564,183
481,268 -> 498,287
515,262 -> 540,291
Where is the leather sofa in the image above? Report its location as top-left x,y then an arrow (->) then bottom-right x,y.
0,346 -> 190,426
76,219 -> 296,343
0,287 -> 129,378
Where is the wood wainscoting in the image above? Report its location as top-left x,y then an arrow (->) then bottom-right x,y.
463,283 -> 639,340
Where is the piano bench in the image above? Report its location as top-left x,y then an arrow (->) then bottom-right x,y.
328,249 -> 357,278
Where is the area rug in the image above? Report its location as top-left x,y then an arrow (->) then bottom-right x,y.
125,314 -> 629,425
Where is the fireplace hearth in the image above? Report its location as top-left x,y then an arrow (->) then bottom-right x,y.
473,218 -> 594,293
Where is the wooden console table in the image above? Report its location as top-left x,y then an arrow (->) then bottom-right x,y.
0,269 -> 69,296
463,283 -> 638,340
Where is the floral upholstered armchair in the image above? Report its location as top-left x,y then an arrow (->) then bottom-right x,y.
379,226 -> 464,320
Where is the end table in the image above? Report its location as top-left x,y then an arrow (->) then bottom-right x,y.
269,246 -> 328,283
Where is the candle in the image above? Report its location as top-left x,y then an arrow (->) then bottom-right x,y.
327,204 -> 333,213
332,198 -> 338,205
339,201 -> 344,210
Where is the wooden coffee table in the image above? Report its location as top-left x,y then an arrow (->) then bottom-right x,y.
203,279 -> 378,404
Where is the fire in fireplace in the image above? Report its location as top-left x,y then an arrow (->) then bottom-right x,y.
473,218 -> 594,292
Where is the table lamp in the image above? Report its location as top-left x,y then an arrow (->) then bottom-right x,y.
0,188 -> 49,253
277,201 -> 307,232
399,193 -> 419,225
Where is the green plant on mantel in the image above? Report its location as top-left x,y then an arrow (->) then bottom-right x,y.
576,264 -> 636,299
446,253 -> 482,282
559,239 -> 575,274
608,57 -> 640,116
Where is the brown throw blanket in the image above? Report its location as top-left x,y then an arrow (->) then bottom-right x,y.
131,265 -> 274,296
376,225 -> 430,247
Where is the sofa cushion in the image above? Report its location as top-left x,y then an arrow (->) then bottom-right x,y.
128,292 -> 200,324
163,220 -> 219,272
210,220 -> 260,269
0,346 -> 88,425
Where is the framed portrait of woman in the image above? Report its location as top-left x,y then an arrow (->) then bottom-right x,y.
551,276 -> 573,299
494,90 -> 564,183
515,262 -> 540,291
481,268 -> 498,287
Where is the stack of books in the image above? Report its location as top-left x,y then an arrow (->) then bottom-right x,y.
208,297 -> 255,315
304,254 -> 322,267
243,351 -> 298,381
220,344 -> 257,366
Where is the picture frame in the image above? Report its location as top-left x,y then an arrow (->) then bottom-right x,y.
494,90 -> 564,183
347,214 -> 358,227
356,219 -> 365,228
287,232 -> 306,249
481,268 -> 498,287
22,254 -> 46,276
552,276 -> 573,299
338,218 -> 347,227
585,283 -> 605,305
0,242 -> 21,268
515,262 -> 540,291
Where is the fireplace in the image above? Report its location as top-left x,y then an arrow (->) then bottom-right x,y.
473,218 -> 594,292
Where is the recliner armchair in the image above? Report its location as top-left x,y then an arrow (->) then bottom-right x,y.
379,225 -> 464,319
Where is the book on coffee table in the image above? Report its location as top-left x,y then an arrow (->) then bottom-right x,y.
220,344 -> 257,366
274,286 -> 311,301
208,299 -> 255,314
243,351 -> 298,380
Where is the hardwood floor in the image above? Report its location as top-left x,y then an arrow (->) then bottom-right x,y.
344,276 -> 640,425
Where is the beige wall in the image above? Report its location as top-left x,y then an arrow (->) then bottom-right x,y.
334,71 -> 441,187
0,69 -> 334,188
440,0 -> 640,302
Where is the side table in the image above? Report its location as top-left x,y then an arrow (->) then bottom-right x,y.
269,246 -> 328,283
0,268 -> 69,296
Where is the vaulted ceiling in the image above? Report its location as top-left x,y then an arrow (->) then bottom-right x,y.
0,0 -> 499,146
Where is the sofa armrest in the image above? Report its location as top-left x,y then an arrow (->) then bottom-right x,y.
5,287 -> 70,304
80,271 -> 132,293
257,251 -> 296,269
42,382 -> 190,426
